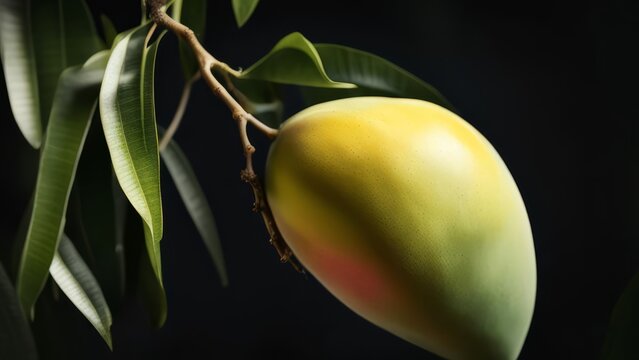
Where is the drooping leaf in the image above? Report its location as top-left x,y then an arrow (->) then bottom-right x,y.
0,262 -> 38,360
100,14 -> 118,48
240,32 -> 355,89
231,78 -> 283,128
50,234 -> 113,349
231,0 -> 260,28
603,271 -> 639,359
99,24 -> 165,300
17,51 -> 108,317
161,137 -> 228,286
0,0 -> 42,148
31,0 -> 104,128
171,0 -> 206,80
301,44 -> 454,111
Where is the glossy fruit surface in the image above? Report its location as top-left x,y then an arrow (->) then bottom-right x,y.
265,97 -> 536,359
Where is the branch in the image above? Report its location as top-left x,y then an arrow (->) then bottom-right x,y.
147,0 -> 302,272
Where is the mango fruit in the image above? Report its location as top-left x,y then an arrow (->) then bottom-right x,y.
265,97 -> 536,359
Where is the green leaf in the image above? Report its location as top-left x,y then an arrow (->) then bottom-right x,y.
17,51 -> 109,316
49,235 -> 113,349
231,0 -> 260,28
231,78 -> 283,128
240,32 -> 356,89
603,271 -> 639,359
171,0 -> 206,80
0,262 -> 38,360
31,0 -> 104,128
0,0 -> 42,148
100,14 -> 118,48
99,24 -> 165,295
301,44 -> 454,111
161,138 -> 229,286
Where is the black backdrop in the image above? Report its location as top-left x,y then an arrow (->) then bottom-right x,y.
1,0 -> 639,359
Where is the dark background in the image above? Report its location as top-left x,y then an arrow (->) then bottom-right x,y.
2,0 -> 639,359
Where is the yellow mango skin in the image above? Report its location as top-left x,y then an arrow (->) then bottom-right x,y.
265,97 -> 536,359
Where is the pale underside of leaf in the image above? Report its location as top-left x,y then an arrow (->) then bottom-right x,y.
50,234 -> 113,349
0,0 -> 42,148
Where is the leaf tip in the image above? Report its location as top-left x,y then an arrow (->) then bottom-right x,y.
235,17 -> 248,28
28,137 -> 42,149
335,82 -> 357,89
19,126 -> 42,149
105,331 -> 113,351
153,308 -> 168,329
232,0 -> 260,28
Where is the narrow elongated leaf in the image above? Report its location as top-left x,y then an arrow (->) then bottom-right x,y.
240,32 -> 356,88
171,0 -> 206,80
0,263 -> 37,360
161,138 -> 228,286
603,271 -> 639,359
31,0 -> 104,127
99,24 -> 165,290
50,235 -> 112,349
0,0 -> 42,148
231,0 -> 260,28
301,44 -> 453,111
17,51 -> 108,316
